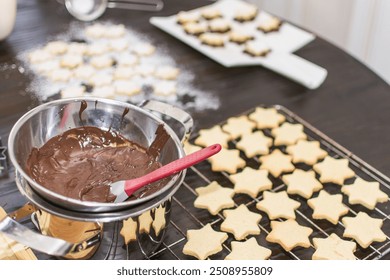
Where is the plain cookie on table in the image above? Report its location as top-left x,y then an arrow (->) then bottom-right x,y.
90,86 -> 115,98
60,85 -> 86,99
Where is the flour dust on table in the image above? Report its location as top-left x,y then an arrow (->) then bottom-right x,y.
17,22 -> 219,111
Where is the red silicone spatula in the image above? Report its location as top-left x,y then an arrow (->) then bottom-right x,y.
111,144 -> 221,203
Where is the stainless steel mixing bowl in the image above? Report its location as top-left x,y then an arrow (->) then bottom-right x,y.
8,98 -> 192,214
0,98 -> 193,257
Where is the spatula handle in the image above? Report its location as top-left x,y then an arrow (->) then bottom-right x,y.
124,144 -> 221,195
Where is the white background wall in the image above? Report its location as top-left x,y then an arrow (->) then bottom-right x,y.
251,0 -> 390,84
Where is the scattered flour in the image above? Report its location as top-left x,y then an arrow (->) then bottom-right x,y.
16,21 -> 220,111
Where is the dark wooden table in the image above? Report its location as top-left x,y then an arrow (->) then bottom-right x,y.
1,0 -> 390,260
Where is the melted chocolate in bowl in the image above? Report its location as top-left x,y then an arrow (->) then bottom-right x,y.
26,126 -> 167,203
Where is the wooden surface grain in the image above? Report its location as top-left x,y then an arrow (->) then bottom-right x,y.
0,0 -> 389,260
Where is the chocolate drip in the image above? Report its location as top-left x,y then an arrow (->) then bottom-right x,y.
148,124 -> 170,159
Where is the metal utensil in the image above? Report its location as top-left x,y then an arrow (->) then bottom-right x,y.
111,144 -> 222,203
63,0 -> 164,21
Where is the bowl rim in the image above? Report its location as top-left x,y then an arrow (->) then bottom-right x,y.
8,97 -> 185,212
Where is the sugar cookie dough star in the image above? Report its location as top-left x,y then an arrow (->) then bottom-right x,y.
236,131 -> 273,158
313,156 -> 355,185
341,178 -> 389,210
194,181 -> 235,215
248,107 -> 285,129
208,148 -> 246,174
312,233 -> 356,260
259,149 -> 295,177
221,204 -> 262,240
286,140 -> 328,165
183,223 -> 228,260
120,217 -> 137,244
282,169 -> 323,199
222,116 -> 256,139
342,212 -> 386,248
195,125 -> 232,148
266,220 -> 313,251
307,190 -> 349,224
225,237 -> 272,260
271,123 -> 307,146
229,167 -> 272,198
256,191 -> 300,219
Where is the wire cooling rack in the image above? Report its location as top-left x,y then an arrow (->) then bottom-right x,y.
147,105 -> 390,260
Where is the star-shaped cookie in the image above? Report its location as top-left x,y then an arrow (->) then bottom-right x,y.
271,123 -> 307,146
208,148 -> 246,174
183,141 -> 201,155
342,212 -> 386,248
248,107 -> 285,129
313,156 -> 355,185
266,220 -> 313,251
183,223 -> 228,260
120,217 -> 137,244
220,204 -> 262,240
225,237 -> 272,260
312,233 -> 356,260
195,125 -> 232,148
341,178 -> 389,210
259,149 -> 295,177
222,116 -> 256,139
256,191 -> 301,219
282,169 -> 323,199
194,181 -> 235,215
138,210 -> 153,234
236,131 -> 273,158
286,140 -> 328,165
307,190 -> 349,224
229,167 -> 272,198
152,205 -> 166,236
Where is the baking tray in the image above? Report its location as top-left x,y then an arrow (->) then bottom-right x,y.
147,105 -> 390,260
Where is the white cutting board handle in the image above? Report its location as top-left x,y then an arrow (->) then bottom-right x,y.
261,52 -> 328,90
